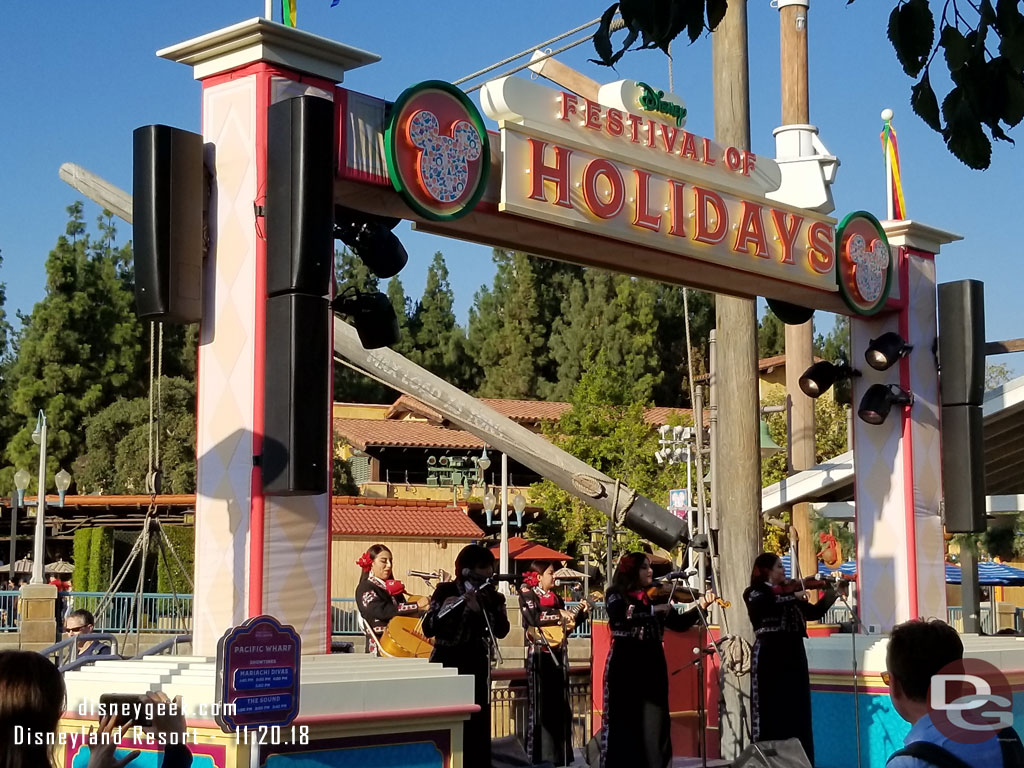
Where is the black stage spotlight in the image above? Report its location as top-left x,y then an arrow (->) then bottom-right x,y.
332,289 -> 400,349
798,360 -> 860,399
857,383 -> 913,425
865,331 -> 912,371
334,205 -> 409,279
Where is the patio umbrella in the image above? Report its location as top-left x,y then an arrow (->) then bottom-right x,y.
944,561 -> 1024,586
553,566 -> 587,580
9,558 -> 34,574
46,559 -> 74,574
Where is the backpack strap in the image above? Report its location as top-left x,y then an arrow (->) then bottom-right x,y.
887,742 -> 973,768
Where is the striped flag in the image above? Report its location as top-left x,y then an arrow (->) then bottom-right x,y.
281,0 -> 297,26
880,116 -> 906,220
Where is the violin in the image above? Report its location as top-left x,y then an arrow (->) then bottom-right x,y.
772,575 -> 848,596
647,581 -> 731,609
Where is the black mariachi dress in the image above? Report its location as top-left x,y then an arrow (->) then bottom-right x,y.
602,587 -> 706,768
422,580 -> 511,768
743,582 -> 838,765
355,574 -> 421,654
520,584 -> 574,767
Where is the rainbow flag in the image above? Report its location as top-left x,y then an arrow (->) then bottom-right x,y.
281,0 -> 297,27
881,118 -> 906,219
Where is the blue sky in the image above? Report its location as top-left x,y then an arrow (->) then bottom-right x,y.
1,1 -> 1020,373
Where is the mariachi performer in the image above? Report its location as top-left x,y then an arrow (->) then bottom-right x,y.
354,543 -> 429,654
743,552 -> 845,765
423,544 -> 510,768
602,552 -> 717,768
519,559 -> 582,766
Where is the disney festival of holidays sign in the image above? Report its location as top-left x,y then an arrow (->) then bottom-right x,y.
215,615 -> 301,732
479,77 -> 838,293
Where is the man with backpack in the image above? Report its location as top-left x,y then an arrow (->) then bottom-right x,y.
885,618 -> 1024,768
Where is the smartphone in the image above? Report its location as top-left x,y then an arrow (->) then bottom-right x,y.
98,693 -> 152,726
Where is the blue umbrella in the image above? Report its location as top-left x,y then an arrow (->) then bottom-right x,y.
944,561 -> 1024,586
780,554 -> 855,578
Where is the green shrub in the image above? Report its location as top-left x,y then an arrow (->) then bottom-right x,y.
156,526 -> 195,595
72,528 -> 93,590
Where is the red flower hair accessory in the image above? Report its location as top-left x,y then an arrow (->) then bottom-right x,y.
523,571 -> 540,588
356,552 -> 373,571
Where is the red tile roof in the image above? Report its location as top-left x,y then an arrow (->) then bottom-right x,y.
385,395 -> 445,424
335,397 -> 693,450
488,536 -> 571,561
333,418 -> 485,450
479,398 -> 572,423
331,498 -> 483,538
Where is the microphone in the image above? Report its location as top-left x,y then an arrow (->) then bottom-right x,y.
408,570 -> 439,580
662,568 -> 698,580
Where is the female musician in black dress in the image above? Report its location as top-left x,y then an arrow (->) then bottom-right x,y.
423,544 -> 510,768
602,552 -> 717,768
520,559 -> 579,766
354,543 -> 429,653
743,552 -> 844,765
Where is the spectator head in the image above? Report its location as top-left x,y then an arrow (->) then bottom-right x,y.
0,650 -> 65,767
611,552 -> 653,593
886,619 -> 963,723
65,609 -> 95,647
750,552 -> 785,587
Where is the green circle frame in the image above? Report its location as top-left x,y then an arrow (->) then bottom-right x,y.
835,210 -> 894,316
384,80 -> 491,222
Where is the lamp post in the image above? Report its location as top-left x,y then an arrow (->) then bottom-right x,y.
30,411 -> 47,585
12,469 -> 29,575
500,452 -> 509,579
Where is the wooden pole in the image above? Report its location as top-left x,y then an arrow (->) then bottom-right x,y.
712,0 -> 759,757
779,0 -> 818,589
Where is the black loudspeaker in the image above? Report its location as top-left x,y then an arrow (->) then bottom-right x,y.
938,280 -> 986,407
734,739 -> 812,768
266,95 -> 334,298
133,125 -> 204,323
941,404 -> 986,533
263,293 -> 330,495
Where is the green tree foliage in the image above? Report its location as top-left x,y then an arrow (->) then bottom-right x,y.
409,253 -> 472,388
333,248 -> 396,403
815,315 -> 851,364
74,377 -> 196,494
986,361 -> 1014,390
757,309 -> 786,358
87,526 -> 114,592
467,250 -> 553,398
155,525 -> 195,595
3,204 -> 145,492
72,528 -> 92,591
593,0 -> 1023,169
651,287 -> 714,408
526,360 -> 690,572
760,388 -> 849,489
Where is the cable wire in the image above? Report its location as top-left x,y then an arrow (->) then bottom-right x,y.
452,16 -> 605,86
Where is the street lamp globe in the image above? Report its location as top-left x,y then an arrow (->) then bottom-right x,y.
482,491 -> 497,512
477,447 -> 491,472
31,411 -> 44,445
55,469 -> 72,507
512,492 -> 527,528
14,469 -> 30,492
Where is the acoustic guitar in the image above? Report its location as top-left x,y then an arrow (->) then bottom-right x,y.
526,597 -> 596,650
378,614 -> 434,658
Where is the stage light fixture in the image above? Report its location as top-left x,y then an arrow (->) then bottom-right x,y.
857,383 -> 913,425
334,205 -> 409,279
865,332 -> 912,371
331,289 -> 400,349
798,360 -> 861,398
